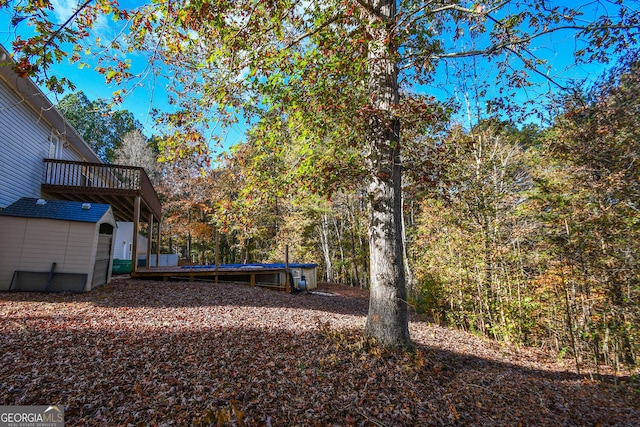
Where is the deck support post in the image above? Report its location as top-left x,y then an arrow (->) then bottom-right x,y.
147,214 -> 153,268
132,196 -> 141,273
215,228 -> 219,283
155,220 -> 161,268
285,245 -> 290,293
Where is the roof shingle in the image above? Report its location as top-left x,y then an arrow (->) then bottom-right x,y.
0,198 -> 111,223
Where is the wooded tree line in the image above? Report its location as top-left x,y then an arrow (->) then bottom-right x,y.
399,56 -> 637,372
4,0 -> 638,355
58,50 -> 638,372
146,53 -> 636,373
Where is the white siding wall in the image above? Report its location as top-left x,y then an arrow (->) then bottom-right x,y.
0,78 -> 85,209
113,221 -> 132,260
114,221 -> 147,261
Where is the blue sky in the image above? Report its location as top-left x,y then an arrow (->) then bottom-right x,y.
0,0 -> 630,157
0,1 -> 247,157
411,0 -> 623,128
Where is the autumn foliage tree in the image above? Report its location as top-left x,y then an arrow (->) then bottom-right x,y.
2,0 -> 639,348
411,54 -> 639,372
412,121 -> 535,340
530,52 -> 640,370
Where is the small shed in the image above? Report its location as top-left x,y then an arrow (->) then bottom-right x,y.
288,264 -> 318,290
0,198 -> 116,292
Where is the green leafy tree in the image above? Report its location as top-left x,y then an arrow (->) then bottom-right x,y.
57,91 -> 142,163
3,0 -> 638,348
211,116 -> 370,283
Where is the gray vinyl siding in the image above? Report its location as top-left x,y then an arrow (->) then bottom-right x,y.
60,141 -> 82,161
0,78 -> 50,208
0,77 -> 86,209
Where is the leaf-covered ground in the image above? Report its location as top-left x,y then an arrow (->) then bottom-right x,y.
1,278 -> 638,426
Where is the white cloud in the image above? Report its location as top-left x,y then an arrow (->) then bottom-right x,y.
50,0 -> 111,34
50,0 -> 79,23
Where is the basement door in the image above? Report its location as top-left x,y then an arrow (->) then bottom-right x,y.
93,223 -> 114,288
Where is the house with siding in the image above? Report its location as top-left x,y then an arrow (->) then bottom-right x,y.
0,43 -> 162,290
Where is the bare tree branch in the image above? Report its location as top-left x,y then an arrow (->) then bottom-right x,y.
394,1 -> 508,33
504,46 -> 568,90
417,24 -> 639,61
43,0 -> 94,51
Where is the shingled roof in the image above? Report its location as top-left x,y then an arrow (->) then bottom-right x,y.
0,198 -> 112,223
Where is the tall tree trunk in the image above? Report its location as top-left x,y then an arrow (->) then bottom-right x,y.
347,202 -> 361,287
318,213 -> 334,282
401,198 -> 416,299
363,0 -> 411,348
332,213 -> 346,282
187,231 -> 192,263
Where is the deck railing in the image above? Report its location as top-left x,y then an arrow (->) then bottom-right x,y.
42,159 -> 161,220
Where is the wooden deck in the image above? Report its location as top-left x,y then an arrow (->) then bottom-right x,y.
131,265 -> 292,292
42,159 -> 161,222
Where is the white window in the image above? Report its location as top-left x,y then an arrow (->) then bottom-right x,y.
49,134 -> 60,159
